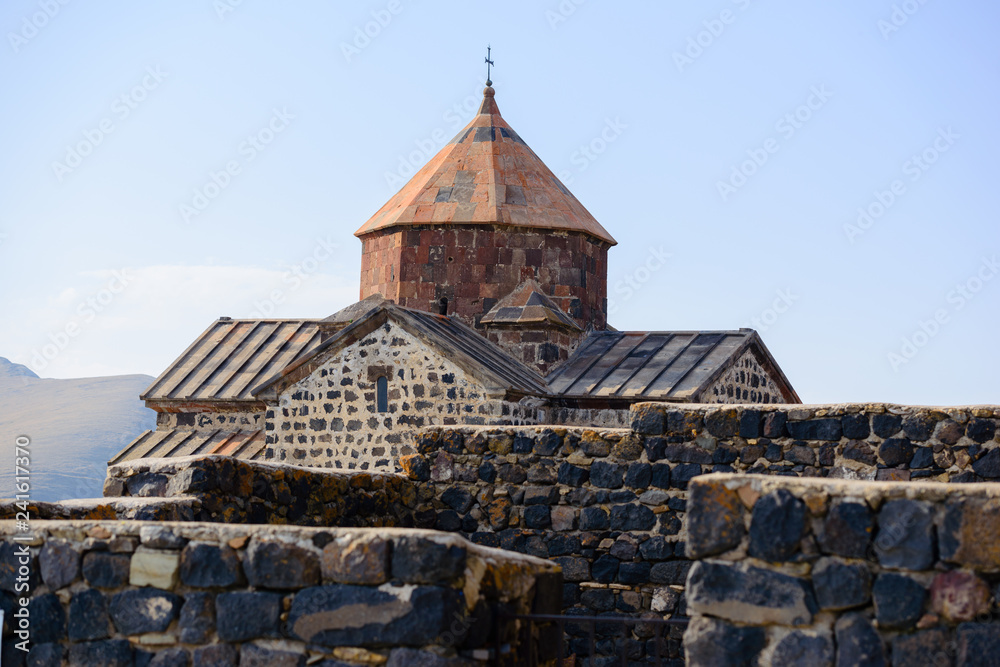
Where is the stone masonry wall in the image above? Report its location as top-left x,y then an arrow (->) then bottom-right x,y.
701,349 -> 786,404
683,474 -> 1000,667
102,455 -> 419,527
359,225 -> 610,331
156,409 -> 264,432
405,402 -> 999,663
0,521 -> 560,666
264,322 -> 538,471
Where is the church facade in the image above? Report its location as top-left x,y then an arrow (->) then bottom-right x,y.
111,83 -> 799,471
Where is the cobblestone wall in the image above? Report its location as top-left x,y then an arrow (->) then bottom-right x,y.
156,409 -> 264,431
0,521 -> 559,666
683,474 -> 1000,667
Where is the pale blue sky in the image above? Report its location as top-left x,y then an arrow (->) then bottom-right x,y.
1,0 -> 997,405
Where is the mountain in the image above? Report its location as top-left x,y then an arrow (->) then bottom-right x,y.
0,358 -> 156,502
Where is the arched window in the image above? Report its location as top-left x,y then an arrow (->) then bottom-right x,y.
438,297 -> 449,315
376,376 -> 388,413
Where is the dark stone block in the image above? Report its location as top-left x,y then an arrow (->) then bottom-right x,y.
29,594 -> 66,643
179,592 -> 215,644
441,487 -> 474,513
902,415 -> 936,441
580,507 -> 609,531
547,535 -> 580,557
477,461 -> 497,483
786,445 -> 817,466
149,648 -> 190,667
617,562 -> 651,585
534,430 -> 561,455
238,644 -> 302,667
192,643 -> 238,667
581,588 -> 615,611
813,557 -> 871,610
215,591 -> 281,641
435,511 -> 462,532
972,448 -> 1000,478
39,541 -> 79,591
624,463 -> 651,489
26,643 -> 63,667
662,443 -> 713,464
590,461 -> 624,489
523,506 -> 551,529
910,447 -> 935,469
610,504 -> 656,531
872,413 -> 902,438
181,543 -> 242,588
670,463 -> 702,489
69,589 -> 109,641
872,573 -> 926,630
631,405 -> 665,435
552,557 -> 590,582
68,640 -> 132,667
878,438 -> 914,466
834,612 -> 885,667
288,584 -> 465,647
874,499 -> 934,570
683,616 -> 765,667
109,589 -> 182,635
391,537 -> 465,585
764,443 -> 784,462
771,631 -> 834,667
892,627 -> 950,667
591,555 -> 619,583
511,433 -> 533,454
762,411 -> 788,438
787,418 -> 842,441
609,537 -> 637,560
244,539 -> 320,590
649,464 -> 671,489
843,441 -> 876,466
819,443 -> 836,466
819,501 -> 873,558
712,445 -> 738,465
749,489 -> 806,562
687,482 -> 745,559
557,463 -> 587,486
705,409 -> 738,437
650,561 -> 691,585
639,536 -> 672,561
841,413 -> 871,439
82,552 -> 130,589
644,436 -> 667,461
687,562 -> 816,626
739,410 -> 762,438
666,410 -> 703,435
966,418 -> 997,444
957,623 -> 1000,666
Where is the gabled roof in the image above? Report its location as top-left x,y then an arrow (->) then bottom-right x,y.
142,319 -> 323,404
481,280 -> 582,331
545,330 -> 799,403
252,304 -> 548,400
108,429 -> 265,465
354,85 -> 616,245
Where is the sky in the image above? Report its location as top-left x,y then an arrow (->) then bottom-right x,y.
1,0 -> 997,406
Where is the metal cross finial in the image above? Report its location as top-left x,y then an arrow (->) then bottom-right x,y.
485,45 -> 494,86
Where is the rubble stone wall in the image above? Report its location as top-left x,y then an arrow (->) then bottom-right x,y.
102,455 -> 418,527
264,322 -> 539,471
0,521 -> 560,666
682,474 -> 1000,667
155,409 -> 265,432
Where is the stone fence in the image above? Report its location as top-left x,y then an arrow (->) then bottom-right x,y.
682,473 -> 1000,666
0,521 -> 559,666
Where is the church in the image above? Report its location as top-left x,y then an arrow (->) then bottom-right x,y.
111,81 -> 799,472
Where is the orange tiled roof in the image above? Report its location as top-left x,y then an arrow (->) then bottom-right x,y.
354,86 -> 616,245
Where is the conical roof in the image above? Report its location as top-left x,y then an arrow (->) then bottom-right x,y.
355,85 -> 616,245
481,280 -> 582,331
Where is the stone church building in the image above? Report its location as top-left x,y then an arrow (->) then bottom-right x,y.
112,84 -> 798,471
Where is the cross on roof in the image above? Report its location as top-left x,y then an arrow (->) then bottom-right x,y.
485,45 -> 494,86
